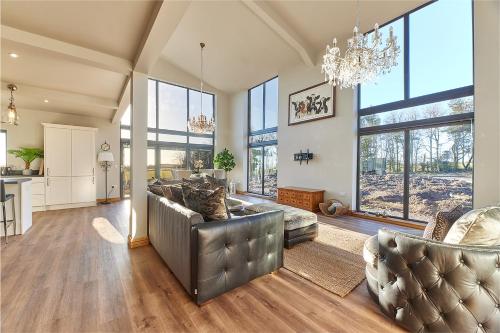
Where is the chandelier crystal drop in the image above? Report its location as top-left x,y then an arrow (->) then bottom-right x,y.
189,42 -> 216,134
321,13 -> 400,89
2,84 -> 19,125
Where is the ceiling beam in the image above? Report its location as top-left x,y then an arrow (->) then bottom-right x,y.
241,0 -> 315,67
133,1 -> 191,74
1,25 -> 132,75
112,77 -> 131,123
1,81 -> 117,110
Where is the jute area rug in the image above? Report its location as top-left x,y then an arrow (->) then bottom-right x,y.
283,222 -> 370,297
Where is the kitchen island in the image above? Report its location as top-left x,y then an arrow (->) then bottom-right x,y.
1,177 -> 32,236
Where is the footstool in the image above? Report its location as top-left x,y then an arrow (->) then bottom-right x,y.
244,203 -> 318,249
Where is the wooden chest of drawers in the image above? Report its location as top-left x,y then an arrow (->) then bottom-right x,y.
277,187 -> 324,212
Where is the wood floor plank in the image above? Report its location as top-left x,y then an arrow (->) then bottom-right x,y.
1,199 -> 411,333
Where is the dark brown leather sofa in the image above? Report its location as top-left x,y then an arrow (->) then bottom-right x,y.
366,229 -> 500,332
147,192 -> 285,304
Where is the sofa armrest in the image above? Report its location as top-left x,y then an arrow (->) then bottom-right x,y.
192,210 -> 284,304
377,228 -> 500,333
147,192 -> 204,293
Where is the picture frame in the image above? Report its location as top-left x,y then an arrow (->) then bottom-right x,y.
288,82 -> 335,126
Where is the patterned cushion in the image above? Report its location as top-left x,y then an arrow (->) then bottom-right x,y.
147,184 -> 166,197
245,203 -> 317,231
423,206 -> 463,241
181,185 -> 229,221
205,175 -> 227,192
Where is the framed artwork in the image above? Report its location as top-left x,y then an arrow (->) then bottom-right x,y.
288,82 -> 335,126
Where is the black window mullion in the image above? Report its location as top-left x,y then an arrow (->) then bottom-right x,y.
404,14 -> 410,100
403,130 -> 410,219
187,88 -> 190,145
155,80 -> 159,141
261,146 -> 265,195
262,82 -> 266,131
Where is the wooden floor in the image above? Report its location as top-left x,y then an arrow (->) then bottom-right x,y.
0,199 -> 418,333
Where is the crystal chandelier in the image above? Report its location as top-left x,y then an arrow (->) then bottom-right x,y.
321,2 -> 400,89
2,84 -> 19,125
189,42 -> 215,134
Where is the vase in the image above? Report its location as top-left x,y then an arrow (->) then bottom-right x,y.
22,169 -> 32,176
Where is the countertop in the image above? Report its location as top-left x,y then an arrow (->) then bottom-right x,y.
1,177 -> 37,184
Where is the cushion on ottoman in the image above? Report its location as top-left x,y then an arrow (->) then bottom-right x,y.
245,203 -> 317,230
363,234 -> 379,269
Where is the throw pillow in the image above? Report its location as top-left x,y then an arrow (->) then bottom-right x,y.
205,175 -> 227,192
182,177 -> 205,187
147,184 -> 166,197
163,184 -> 185,204
181,185 -> 229,221
423,205 -> 464,241
443,206 -> 500,246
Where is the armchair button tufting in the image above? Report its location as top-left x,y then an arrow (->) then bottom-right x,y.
422,288 -> 427,293
439,273 -> 445,278
460,259 -> 465,264
459,299 -> 464,304
477,281 -> 481,285
495,304 -> 500,308
496,263 -> 499,268
478,323 -> 483,328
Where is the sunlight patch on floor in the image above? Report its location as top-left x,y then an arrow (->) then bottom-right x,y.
92,217 -> 126,244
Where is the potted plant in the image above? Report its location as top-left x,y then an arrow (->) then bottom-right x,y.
214,148 -> 236,193
8,147 -> 44,175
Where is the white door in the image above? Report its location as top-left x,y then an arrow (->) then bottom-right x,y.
71,176 -> 96,203
72,130 -> 95,177
45,177 -> 71,205
45,128 -> 71,177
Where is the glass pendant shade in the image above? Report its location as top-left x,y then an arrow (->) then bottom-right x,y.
2,84 -> 19,125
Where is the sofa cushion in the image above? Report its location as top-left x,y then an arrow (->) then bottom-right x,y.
245,203 -> 317,231
423,206 -> 463,241
181,185 -> 229,221
205,175 -> 227,193
148,184 -> 166,197
444,206 -> 500,246
363,234 -> 379,269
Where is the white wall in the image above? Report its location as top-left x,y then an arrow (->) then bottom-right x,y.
277,65 -> 357,207
2,108 -> 120,200
226,91 -> 248,190
473,0 -> 500,207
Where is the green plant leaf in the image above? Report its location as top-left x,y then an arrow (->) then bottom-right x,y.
213,148 -> 236,173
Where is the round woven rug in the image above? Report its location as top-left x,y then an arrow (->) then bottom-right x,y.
283,222 -> 369,297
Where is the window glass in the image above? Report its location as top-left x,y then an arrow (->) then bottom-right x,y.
190,150 -> 213,170
148,79 -> 157,128
263,145 -> 278,196
249,132 -> 277,144
359,132 -> 405,218
360,96 -> 474,128
360,18 -> 405,108
158,133 -> 187,143
409,0 -> 473,97
120,129 -> 130,139
160,149 -> 186,180
147,132 -> 156,141
147,148 -> 156,180
250,85 -> 264,132
158,82 -> 187,131
409,124 -> 473,221
264,78 -> 278,128
189,136 -> 213,145
248,147 -> 263,194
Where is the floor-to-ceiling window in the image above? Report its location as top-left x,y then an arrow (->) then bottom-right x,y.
120,79 -> 215,198
248,77 -> 278,197
357,0 -> 474,223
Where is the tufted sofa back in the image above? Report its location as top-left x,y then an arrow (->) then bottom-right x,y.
377,229 -> 500,333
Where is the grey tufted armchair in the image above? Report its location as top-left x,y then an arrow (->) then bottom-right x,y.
375,229 -> 500,333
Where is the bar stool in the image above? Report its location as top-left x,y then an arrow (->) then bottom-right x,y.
0,180 -> 16,244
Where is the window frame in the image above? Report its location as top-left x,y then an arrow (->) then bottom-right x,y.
247,76 -> 279,196
120,79 -> 216,190
356,0 -> 475,223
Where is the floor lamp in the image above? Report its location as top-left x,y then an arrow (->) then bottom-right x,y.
98,149 -> 114,205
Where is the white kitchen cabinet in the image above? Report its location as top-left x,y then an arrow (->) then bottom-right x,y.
45,177 -> 72,205
71,176 -> 96,203
72,129 -> 95,177
45,127 -> 71,177
42,123 -> 97,210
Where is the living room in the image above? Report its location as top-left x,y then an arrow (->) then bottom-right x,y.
1,1 -> 499,332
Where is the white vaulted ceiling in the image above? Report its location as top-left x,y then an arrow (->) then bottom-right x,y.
1,0 -> 427,119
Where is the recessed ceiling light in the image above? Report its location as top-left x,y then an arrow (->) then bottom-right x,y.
44,99 -> 49,103
9,53 -> 19,58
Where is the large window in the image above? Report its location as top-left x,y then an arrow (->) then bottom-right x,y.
248,77 -> 278,197
357,0 -> 474,223
120,79 -> 215,197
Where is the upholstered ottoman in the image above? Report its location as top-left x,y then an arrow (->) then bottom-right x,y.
245,203 -> 318,249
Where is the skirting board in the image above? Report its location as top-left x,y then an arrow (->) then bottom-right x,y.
96,197 -> 121,203
46,202 -> 96,211
128,235 -> 149,249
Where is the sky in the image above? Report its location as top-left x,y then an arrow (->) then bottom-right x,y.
360,0 -> 473,109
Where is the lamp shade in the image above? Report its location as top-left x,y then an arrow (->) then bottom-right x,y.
98,151 -> 114,162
